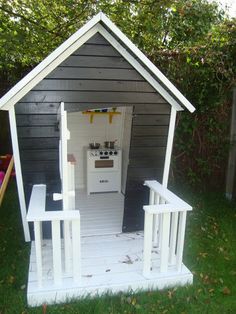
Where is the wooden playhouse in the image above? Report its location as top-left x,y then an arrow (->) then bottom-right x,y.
0,13 -> 195,306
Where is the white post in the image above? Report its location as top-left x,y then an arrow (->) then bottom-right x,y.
72,219 -> 81,282
159,212 -> 171,273
64,220 -> 71,274
34,221 -> 43,287
9,107 -> 30,241
169,212 -> 179,265
143,211 -> 153,277
51,220 -> 62,285
176,211 -> 187,271
153,193 -> 160,245
162,107 -> 177,188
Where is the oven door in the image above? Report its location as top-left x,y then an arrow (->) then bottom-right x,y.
89,156 -> 119,172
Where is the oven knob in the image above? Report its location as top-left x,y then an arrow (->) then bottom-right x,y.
104,151 -> 108,155
109,151 -> 113,155
100,151 -> 103,155
114,151 -> 118,155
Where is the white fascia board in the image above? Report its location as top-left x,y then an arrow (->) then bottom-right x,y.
100,13 -> 195,113
0,13 -> 102,111
97,25 -> 183,112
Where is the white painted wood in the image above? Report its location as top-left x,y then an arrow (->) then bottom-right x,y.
64,221 -> 71,274
153,193 -> 160,245
162,107 -> 177,188
144,180 -> 192,210
27,232 -> 193,306
76,189 -> 124,236
60,102 -> 69,211
143,212 -> 153,277
169,212 -> 179,265
27,185 -> 46,221
0,17 -> 100,111
9,107 -> 30,241
72,219 -> 81,282
34,221 -> 43,287
143,203 -> 191,214
159,212 -> 171,273
97,25 -> 183,112
100,13 -> 195,113
51,220 -> 62,285
176,211 -> 187,272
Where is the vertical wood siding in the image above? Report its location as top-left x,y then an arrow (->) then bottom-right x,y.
15,33 -> 170,232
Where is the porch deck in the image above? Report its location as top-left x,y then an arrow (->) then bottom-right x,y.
27,232 -> 193,306
76,189 -> 124,236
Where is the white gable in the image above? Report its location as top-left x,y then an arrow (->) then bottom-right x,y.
0,12 -> 195,112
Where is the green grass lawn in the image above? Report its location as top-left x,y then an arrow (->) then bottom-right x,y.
0,181 -> 236,313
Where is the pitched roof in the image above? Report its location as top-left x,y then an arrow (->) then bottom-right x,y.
0,12 -> 195,112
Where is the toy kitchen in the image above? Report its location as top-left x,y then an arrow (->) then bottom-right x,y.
86,141 -> 122,195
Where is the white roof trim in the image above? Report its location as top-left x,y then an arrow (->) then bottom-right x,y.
0,13 -> 101,111
97,24 -> 183,112
100,13 -> 195,113
0,12 -> 195,112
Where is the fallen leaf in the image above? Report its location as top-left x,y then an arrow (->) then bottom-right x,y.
222,287 -> 231,295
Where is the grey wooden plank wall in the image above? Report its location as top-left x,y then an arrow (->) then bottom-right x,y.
15,33 -> 171,232
122,103 -> 170,232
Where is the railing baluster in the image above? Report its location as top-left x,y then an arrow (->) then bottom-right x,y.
72,219 -> 81,282
143,211 -> 153,277
64,220 -> 71,274
160,212 -> 171,273
153,193 -> 160,245
34,221 -> 43,287
176,211 -> 187,271
51,220 -> 62,285
169,212 -> 179,265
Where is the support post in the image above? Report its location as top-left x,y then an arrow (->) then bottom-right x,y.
72,219 -> 81,282
143,211 -> 153,277
162,107 -> 177,188
51,220 -> 62,285
176,211 -> 187,271
160,212 -> 171,273
34,221 -> 43,287
226,88 -> 236,200
9,107 -> 30,241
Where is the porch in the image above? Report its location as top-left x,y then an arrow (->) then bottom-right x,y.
26,180 -> 193,306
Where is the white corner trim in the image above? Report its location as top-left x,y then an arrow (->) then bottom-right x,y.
9,107 -> 31,242
162,107 -> 177,187
97,25 -> 183,111
0,14 -> 101,111
100,13 -> 195,113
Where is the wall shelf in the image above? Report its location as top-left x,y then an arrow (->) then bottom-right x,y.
82,111 -> 121,124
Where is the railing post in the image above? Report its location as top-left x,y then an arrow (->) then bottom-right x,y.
176,211 -> 187,271
72,218 -> 81,282
160,212 -> 171,273
153,193 -> 160,245
51,220 -> 62,285
143,211 -> 153,277
64,220 -> 71,274
169,212 -> 179,265
34,221 -> 43,287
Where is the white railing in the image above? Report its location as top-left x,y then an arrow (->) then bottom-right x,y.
26,185 -> 81,287
143,180 -> 192,277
